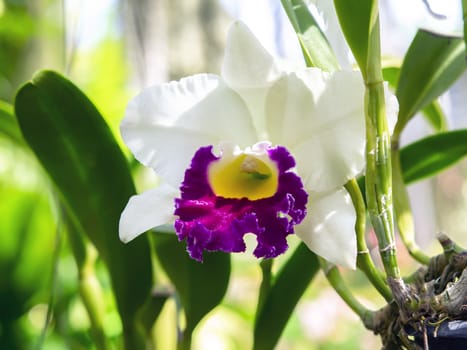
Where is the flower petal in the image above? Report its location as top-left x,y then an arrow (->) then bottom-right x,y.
221,21 -> 284,139
296,188 -> 357,269
266,69 -> 366,191
119,183 -> 178,243
174,144 -> 307,261
121,73 -> 258,186
222,21 -> 282,89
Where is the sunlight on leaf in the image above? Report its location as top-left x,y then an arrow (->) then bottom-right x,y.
14,70 -> 152,347
281,0 -> 339,71
401,129 -> 467,184
395,30 -> 465,137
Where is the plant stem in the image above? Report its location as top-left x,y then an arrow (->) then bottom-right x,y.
363,2 -> 416,310
79,251 -> 112,350
177,328 -> 193,350
364,1 -> 401,281
319,258 -> 374,328
391,144 -> 430,265
256,258 -> 273,318
345,179 -> 392,301
66,213 -> 111,350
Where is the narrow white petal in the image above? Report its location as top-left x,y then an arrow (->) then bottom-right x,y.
121,73 -> 257,186
296,188 -> 357,269
222,21 -> 282,89
119,184 -> 178,243
266,69 -> 366,191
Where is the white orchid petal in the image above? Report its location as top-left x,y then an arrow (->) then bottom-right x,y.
266,69 -> 366,191
292,123 -> 365,192
221,21 -> 284,139
119,184 -> 178,243
297,188 -> 357,269
122,126 -> 215,188
222,21 -> 282,89
121,73 -> 258,186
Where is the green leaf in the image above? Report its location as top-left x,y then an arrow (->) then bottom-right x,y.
382,66 -> 400,89
400,129 -> 467,184
153,232 -> 231,344
14,70 -> 152,343
254,243 -> 319,350
0,190 -> 56,322
281,0 -> 339,71
333,0 -> 374,78
421,100 -> 448,133
383,66 -> 449,133
395,30 -> 465,136
0,100 -> 24,145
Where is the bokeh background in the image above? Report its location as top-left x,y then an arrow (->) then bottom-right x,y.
1,0 -> 466,349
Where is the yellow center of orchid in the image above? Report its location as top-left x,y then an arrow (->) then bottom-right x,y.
208,153 -> 279,200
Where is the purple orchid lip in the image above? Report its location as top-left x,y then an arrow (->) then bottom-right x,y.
174,143 -> 308,262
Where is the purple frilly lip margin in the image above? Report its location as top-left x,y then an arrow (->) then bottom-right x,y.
174,145 -> 308,262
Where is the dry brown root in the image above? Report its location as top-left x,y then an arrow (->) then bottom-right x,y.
364,235 -> 467,349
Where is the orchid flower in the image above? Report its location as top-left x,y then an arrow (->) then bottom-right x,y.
119,21 -> 396,269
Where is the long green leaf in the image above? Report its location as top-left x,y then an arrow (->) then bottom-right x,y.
254,243 -> 319,350
281,0 -> 339,71
421,100 -> 448,133
153,232 -> 231,346
400,129 -> 467,184
383,66 -> 448,133
359,129 -> 467,191
395,30 -> 465,136
14,70 -> 152,345
333,0 -> 374,78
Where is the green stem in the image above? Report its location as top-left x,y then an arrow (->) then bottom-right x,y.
79,253 -> 112,350
177,328 -> 193,350
66,214 -> 111,350
318,258 -> 374,328
391,143 -> 430,265
363,2 -> 417,312
256,259 -> 273,318
345,179 -> 392,301
122,324 -> 146,350
364,1 -> 402,282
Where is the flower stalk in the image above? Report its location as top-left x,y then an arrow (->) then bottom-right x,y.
66,215 -> 111,350
345,179 -> 392,301
177,331 -> 192,350
256,258 -> 273,317
318,258 -> 374,328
